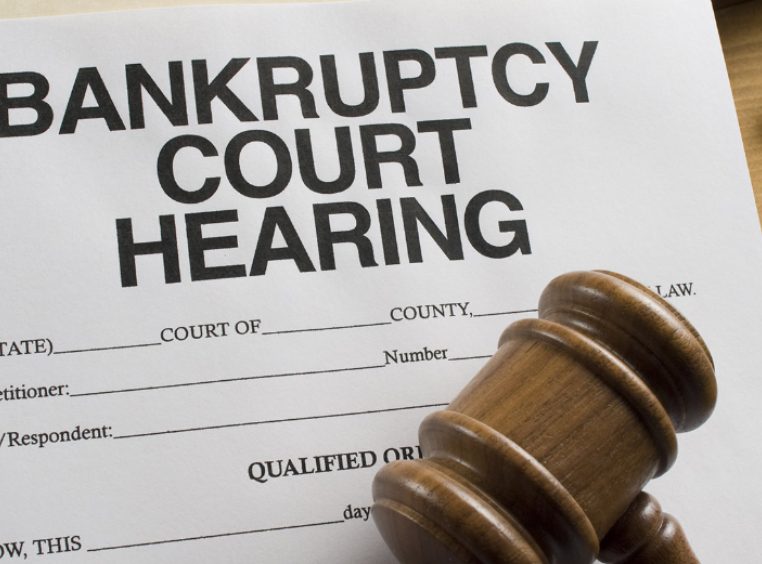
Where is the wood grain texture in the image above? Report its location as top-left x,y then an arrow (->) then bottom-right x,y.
599,493 -> 699,564
716,0 -> 762,221
372,271 -> 717,563
713,0 -> 752,9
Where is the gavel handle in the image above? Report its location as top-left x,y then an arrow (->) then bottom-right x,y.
598,492 -> 700,563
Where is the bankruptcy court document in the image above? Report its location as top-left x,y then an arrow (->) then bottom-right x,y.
1,0 -> 761,562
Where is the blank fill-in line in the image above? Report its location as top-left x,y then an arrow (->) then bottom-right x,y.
53,342 -> 162,355
472,308 -> 538,318
71,363 -> 387,398
448,355 -> 492,362
87,519 -> 345,552
263,321 -> 392,336
113,402 -> 449,440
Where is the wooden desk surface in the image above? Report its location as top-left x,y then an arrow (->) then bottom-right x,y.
1,0 -> 760,225
717,0 -> 762,223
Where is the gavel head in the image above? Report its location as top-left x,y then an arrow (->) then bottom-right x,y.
372,270 -> 716,564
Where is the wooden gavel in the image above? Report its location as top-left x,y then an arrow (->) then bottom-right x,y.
372,270 -> 717,563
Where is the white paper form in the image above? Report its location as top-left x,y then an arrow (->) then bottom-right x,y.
0,0 -> 760,562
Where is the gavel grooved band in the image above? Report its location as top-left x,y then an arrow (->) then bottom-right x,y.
372,270 -> 716,564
